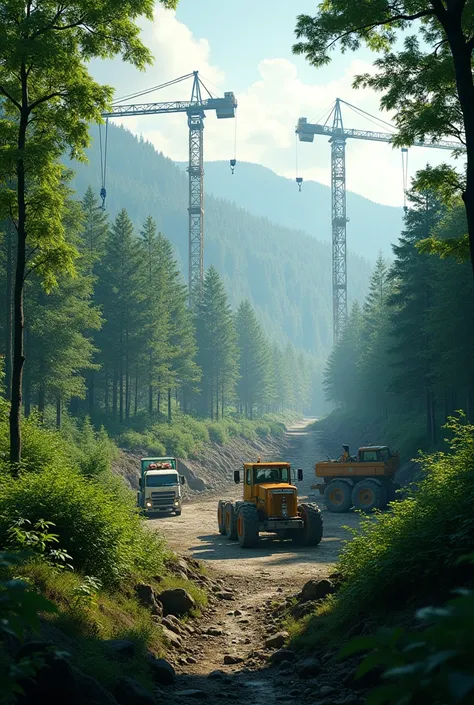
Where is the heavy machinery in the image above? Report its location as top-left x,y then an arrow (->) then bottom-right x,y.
138,457 -> 185,516
313,445 -> 400,513
217,460 -> 323,548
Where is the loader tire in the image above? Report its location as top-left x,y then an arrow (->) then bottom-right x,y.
352,480 -> 387,512
217,499 -> 227,535
237,503 -> 259,548
324,480 -> 352,513
294,503 -> 323,546
224,502 -> 238,541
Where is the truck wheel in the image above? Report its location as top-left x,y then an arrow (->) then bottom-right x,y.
217,499 -> 227,534
352,480 -> 387,512
237,504 -> 259,548
294,503 -> 323,546
324,480 -> 352,513
224,502 -> 238,541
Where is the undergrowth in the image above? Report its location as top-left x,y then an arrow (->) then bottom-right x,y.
292,414 -> 474,650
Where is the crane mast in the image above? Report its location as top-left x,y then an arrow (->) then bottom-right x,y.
102,71 -> 237,307
296,99 -> 463,344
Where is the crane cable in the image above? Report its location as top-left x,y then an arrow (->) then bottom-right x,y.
99,119 -> 109,210
401,147 -> 409,214
296,133 -> 303,192
230,109 -> 237,174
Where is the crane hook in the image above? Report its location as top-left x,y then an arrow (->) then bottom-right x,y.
230,158 -> 236,175
296,177 -> 303,192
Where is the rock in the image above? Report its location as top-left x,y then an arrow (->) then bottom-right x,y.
15,641 -> 76,705
147,656 -> 175,685
208,670 -> 226,679
238,617 -> 250,624
207,626 -> 224,636
162,626 -> 183,648
134,584 -> 162,616
187,656 -> 197,664
73,669 -> 118,705
265,631 -> 289,649
334,696 -> 360,705
175,690 -> 208,699
158,588 -> 195,616
224,654 -> 244,665
270,648 -> 296,663
115,677 -> 156,705
300,579 -> 335,603
319,685 -> 336,696
234,609 -> 243,616
215,591 -> 234,601
162,616 -> 183,635
103,639 -> 136,657
297,657 -> 322,678
291,600 -> 318,620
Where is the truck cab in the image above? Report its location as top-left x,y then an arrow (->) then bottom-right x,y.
138,457 -> 185,516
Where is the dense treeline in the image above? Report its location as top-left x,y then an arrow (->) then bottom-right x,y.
324,190 -> 474,450
0,187 -> 314,426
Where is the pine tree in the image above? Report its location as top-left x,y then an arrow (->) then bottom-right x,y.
235,300 -> 271,418
195,267 -> 238,420
323,302 -> 364,408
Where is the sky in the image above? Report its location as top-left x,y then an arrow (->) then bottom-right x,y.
90,0 -> 460,208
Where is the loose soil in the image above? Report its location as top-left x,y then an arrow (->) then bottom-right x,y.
148,420 -> 364,705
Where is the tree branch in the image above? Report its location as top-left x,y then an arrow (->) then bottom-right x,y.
0,86 -> 21,111
28,90 -> 66,112
324,9 -> 436,52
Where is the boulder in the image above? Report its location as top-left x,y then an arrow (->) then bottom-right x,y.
175,690 -> 208,699
297,657 -> 322,678
158,588 -> 195,616
15,641 -> 76,705
291,600 -> 318,620
135,584 -> 163,616
207,626 -> 224,636
208,670 -> 226,679
265,631 -> 289,649
162,616 -> 184,636
215,591 -> 234,601
147,656 -> 176,685
270,648 -> 296,663
300,579 -> 335,603
319,685 -> 336,696
103,639 -> 136,657
223,654 -> 244,665
162,626 -> 183,648
73,668 -> 118,705
114,677 -> 156,705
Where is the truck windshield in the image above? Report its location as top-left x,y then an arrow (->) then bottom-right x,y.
146,474 -> 178,487
253,466 -> 290,483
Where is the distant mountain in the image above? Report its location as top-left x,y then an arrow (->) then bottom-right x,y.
181,161 -> 403,262
71,126 -> 373,360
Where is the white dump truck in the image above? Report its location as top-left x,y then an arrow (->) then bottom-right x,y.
137,457 -> 185,516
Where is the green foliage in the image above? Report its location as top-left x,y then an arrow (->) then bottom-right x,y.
333,416 -> 474,624
341,588 -> 474,705
5,517 -> 73,572
59,416 -> 117,478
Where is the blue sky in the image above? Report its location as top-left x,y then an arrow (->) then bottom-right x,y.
90,2 -> 460,207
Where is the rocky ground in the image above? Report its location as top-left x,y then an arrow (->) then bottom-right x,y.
142,419 -> 366,705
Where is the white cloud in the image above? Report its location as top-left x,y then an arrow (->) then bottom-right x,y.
106,9 -> 458,208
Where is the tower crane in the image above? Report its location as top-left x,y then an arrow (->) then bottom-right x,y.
296,98 -> 464,343
101,71 -> 237,306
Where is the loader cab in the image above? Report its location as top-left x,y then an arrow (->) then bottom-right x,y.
358,446 -> 391,462
235,462 -> 303,502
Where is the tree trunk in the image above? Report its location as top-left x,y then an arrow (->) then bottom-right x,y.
112,365 -> 118,420
5,220 -> 13,400
88,370 -> 95,418
447,27 -> 474,277
105,366 -> 110,412
149,381 -> 153,416
38,383 -> 45,420
9,97 -> 29,469
426,387 -> 432,441
157,389 -> 161,415
125,329 -> 130,421
134,367 -> 138,416
56,397 -> 62,429
168,387 -> 172,423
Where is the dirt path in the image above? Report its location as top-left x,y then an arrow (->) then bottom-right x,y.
149,420 -> 363,704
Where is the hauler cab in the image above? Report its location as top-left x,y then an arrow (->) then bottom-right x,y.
138,457 -> 185,516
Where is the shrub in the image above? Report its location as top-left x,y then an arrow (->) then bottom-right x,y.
333,414 -> 474,624
207,422 -> 229,445
0,465 -> 167,587
255,422 -> 271,439
60,416 -> 117,478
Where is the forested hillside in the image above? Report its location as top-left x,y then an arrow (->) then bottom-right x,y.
188,160 -> 404,261
323,192 -> 474,455
70,124 -> 372,358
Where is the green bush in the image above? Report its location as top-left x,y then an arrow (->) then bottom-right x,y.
118,429 -> 166,456
207,422 -> 229,445
60,416 -> 117,478
334,415 -> 474,625
255,422 -> 271,438
342,586 -> 474,705
0,465 -> 166,587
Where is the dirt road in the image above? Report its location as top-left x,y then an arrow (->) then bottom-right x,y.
147,421 -> 364,705
150,419 -> 361,585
